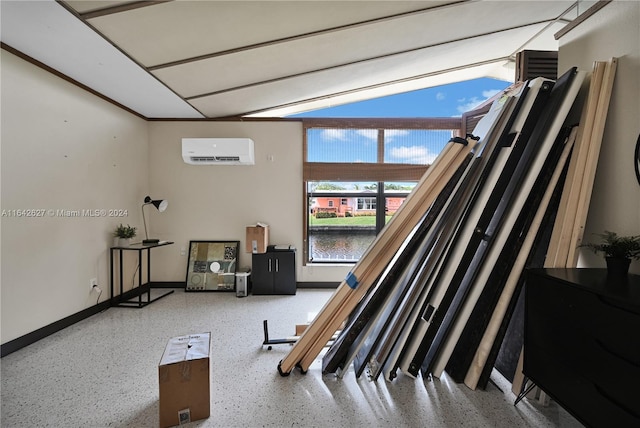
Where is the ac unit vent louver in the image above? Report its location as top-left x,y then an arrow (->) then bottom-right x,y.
191,156 -> 241,163
182,138 -> 255,165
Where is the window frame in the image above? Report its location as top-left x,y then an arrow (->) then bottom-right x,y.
302,117 -> 468,265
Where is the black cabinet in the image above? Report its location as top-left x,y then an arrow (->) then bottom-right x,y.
252,248 -> 296,295
524,268 -> 640,427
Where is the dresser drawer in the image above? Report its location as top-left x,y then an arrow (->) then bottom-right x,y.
526,345 -> 640,428
526,274 -> 640,364
524,269 -> 640,428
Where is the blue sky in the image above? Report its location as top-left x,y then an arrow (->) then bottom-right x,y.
298,77 -> 512,187
288,77 -> 511,118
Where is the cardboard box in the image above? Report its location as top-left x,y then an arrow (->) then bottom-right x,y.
159,333 -> 211,428
246,225 -> 269,253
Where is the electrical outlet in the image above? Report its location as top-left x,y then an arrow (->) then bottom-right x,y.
90,278 -> 98,290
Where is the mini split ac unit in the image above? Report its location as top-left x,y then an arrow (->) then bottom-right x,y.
182,138 -> 255,165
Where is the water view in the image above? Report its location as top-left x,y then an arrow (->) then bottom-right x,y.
309,231 -> 376,262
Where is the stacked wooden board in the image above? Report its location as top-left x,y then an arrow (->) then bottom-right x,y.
278,134 -> 477,375
508,57 -> 618,396
278,60 -> 617,393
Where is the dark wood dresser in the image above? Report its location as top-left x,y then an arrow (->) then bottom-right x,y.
524,268 -> 640,427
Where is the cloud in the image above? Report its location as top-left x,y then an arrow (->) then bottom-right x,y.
388,145 -> 438,165
456,88 -> 503,114
321,129 -> 408,143
436,92 -> 446,101
456,97 -> 483,114
321,129 -> 348,140
482,89 -> 501,99
356,129 -> 377,140
383,129 -> 409,142
322,129 -> 379,141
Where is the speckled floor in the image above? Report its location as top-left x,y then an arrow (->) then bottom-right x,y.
1,289 -> 582,428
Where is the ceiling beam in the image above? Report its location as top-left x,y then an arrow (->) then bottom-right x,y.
185,19 -> 549,101
73,0 -> 173,20
1,42 -> 147,120
234,56 -> 512,118
554,0 -> 612,40
508,1 -> 578,58
148,0 -> 474,70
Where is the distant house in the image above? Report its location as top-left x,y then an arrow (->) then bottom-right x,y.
311,189 -> 407,217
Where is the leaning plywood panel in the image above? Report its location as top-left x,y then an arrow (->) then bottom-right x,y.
347,90 -> 523,380
359,154 -> 478,380
399,76 -> 556,377
321,149 -> 470,376
411,68 -> 584,379
545,61 -> 606,267
462,127 -> 577,390
294,141 -> 473,373
366,91 -> 525,381
324,94 -> 520,376
432,125 -> 576,380
278,137 -> 472,375
510,58 -> 617,396
566,58 -> 617,265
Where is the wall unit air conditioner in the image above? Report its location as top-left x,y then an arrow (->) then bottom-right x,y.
182,138 -> 255,165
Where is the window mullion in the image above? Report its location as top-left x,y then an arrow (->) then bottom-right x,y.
376,182 -> 385,233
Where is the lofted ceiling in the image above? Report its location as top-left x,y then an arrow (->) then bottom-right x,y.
1,1 -> 592,119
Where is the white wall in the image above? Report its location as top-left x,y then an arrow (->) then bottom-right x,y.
1,51 -> 150,343
558,0 -> 640,273
147,121 -> 350,283
4,0 -> 637,346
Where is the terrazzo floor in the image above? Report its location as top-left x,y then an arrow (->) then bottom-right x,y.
1,288 -> 583,428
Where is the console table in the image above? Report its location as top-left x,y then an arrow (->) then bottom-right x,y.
524,268 -> 640,427
110,241 -> 175,308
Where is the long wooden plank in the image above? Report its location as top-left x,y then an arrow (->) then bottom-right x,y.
296,144 -> 473,372
566,57 -> 617,265
332,92 -> 522,379
376,90 -> 528,382
287,141 -> 464,370
359,92 -> 525,381
545,61 -> 605,267
278,138 -> 471,375
401,76 -> 560,378
450,126 -> 575,384
298,149 -> 475,371
418,70 -> 583,379
321,148 -> 471,375
395,82 -> 545,378
479,172 -> 563,391
463,127 -> 577,390
509,63 -> 603,395
364,156 -> 481,380
510,58 -> 617,396
432,125 -> 575,380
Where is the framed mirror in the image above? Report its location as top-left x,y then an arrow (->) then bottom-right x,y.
185,240 -> 239,291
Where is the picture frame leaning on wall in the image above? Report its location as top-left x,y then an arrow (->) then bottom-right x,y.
185,240 -> 239,292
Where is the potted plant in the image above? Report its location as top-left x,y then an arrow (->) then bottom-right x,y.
113,224 -> 137,247
581,230 -> 640,276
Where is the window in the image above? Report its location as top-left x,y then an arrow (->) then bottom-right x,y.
303,118 -> 464,264
357,197 -> 376,210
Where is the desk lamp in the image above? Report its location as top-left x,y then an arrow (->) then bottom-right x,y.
142,196 -> 168,245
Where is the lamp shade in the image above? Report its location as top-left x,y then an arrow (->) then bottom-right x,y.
152,199 -> 168,212
144,196 -> 168,212
142,196 -> 168,245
